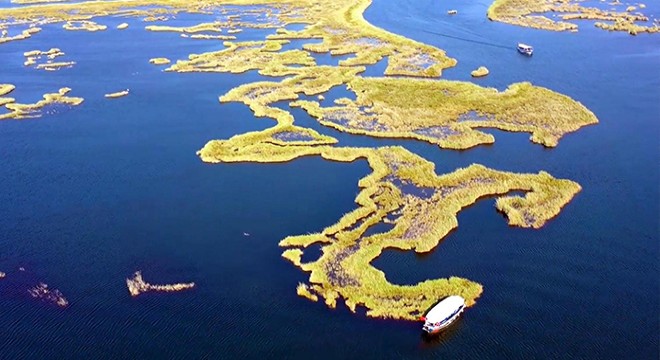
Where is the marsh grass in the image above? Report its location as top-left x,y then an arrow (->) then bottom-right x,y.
1,87 -> 83,120
105,89 -> 129,98
294,77 -> 598,149
487,0 -> 659,34
471,66 -> 489,77
63,20 -> 107,31
3,0 -> 596,322
149,57 -> 171,65
200,134 -> 581,319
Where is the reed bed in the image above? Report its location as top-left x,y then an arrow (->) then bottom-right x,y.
0,26 -> 41,44
487,0 -> 658,34
471,66 -> 489,77
63,20 -> 107,31
1,87 -> 83,121
2,0 -> 596,322
199,132 -> 581,319
149,57 -> 171,65
0,84 -> 15,97
105,89 -> 129,98
294,77 -> 598,149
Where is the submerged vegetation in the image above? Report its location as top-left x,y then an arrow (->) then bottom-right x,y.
487,0 -> 659,34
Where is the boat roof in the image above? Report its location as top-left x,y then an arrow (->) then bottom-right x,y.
518,43 -> 533,49
425,296 -> 465,322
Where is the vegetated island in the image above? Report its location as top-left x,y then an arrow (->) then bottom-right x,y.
199,140 -> 581,319
126,271 -> 195,297
0,0 -> 598,320
471,66 -> 489,77
149,57 -> 171,65
24,48 -> 75,70
105,89 -> 129,98
0,86 -> 84,121
487,0 -> 659,35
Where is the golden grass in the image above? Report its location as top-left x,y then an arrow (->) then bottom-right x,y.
166,40 -> 316,75
471,66 -> 489,77
63,20 -> 107,31
0,26 -> 41,44
35,61 -> 76,71
198,135 -> 581,319
595,18 -> 660,35
296,283 -> 319,301
149,57 -> 171,65
0,84 -> 15,97
105,89 -> 129,98
487,0 -> 658,34
189,34 -> 236,40
1,87 -> 84,121
12,0 -> 70,3
23,48 -> 74,70
126,271 -> 195,297
1,0 -> 597,322
293,77 -> 598,149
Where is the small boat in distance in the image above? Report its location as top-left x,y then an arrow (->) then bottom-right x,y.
421,295 -> 465,334
517,43 -> 533,56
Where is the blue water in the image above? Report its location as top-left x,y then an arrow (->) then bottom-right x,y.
1,0 -> 658,358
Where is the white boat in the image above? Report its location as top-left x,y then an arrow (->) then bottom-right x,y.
421,296 -> 465,334
517,43 -> 533,56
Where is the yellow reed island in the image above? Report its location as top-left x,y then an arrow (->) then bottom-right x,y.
105,89 -> 130,98
0,0 -> 598,320
63,20 -> 107,31
199,138 -> 581,319
149,57 -> 171,65
471,66 -> 489,77
1,87 -> 84,121
126,271 -> 195,297
23,48 -> 75,70
487,0 -> 659,35
292,78 -> 598,148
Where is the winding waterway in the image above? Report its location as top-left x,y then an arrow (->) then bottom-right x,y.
0,0 -> 658,358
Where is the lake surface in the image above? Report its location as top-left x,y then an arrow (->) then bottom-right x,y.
0,0 -> 658,358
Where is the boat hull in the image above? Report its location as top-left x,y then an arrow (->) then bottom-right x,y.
422,307 -> 464,334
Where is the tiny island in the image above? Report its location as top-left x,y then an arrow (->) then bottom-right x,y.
126,271 -> 195,297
